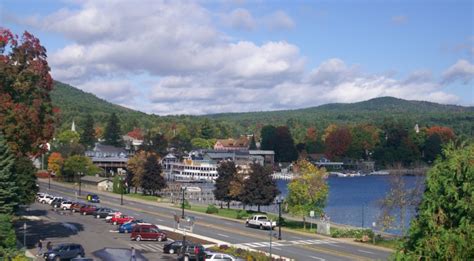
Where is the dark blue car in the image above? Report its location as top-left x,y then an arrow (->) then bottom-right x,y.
87,194 -> 100,203
118,220 -> 143,233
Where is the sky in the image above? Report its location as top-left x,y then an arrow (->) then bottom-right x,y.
1,0 -> 473,115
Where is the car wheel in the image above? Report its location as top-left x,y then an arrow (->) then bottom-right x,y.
82,212 -> 86,216
76,254 -> 82,258
245,222 -> 249,227
169,249 -> 174,254
260,224 -> 263,230
113,221 -> 117,225
54,256 -> 60,261
72,209 -> 75,213
96,215 -> 100,218
184,255 -> 190,261
136,236 -> 141,242
157,237 -> 162,242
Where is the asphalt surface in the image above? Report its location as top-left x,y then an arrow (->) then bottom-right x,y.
39,181 -> 393,261
17,202 -> 174,260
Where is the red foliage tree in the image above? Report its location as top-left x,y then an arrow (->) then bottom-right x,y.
305,127 -> 318,142
0,28 -> 56,156
426,126 -> 455,143
325,126 -> 352,160
127,128 -> 144,140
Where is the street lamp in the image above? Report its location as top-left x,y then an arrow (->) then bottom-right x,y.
120,175 -> 124,205
181,186 -> 187,219
276,196 -> 283,240
48,171 -> 51,190
77,172 -> 82,196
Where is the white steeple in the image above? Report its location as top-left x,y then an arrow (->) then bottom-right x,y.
71,120 -> 76,132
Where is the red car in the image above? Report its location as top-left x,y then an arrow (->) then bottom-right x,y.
131,224 -> 167,242
110,215 -> 134,225
79,205 -> 97,215
71,203 -> 85,213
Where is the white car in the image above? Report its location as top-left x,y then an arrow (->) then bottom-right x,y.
46,196 -> 62,205
205,252 -> 244,261
36,193 -> 46,201
60,201 -> 73,210
38,194 -> 53,204
245,215 -> 277,230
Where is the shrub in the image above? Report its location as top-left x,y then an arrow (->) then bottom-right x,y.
236,210 -> 249,219
331,227 -> 374,240
182,199 -> 191,209
206,204 -> 219,214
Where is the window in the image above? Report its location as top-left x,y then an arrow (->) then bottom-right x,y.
141,227 -> 150,233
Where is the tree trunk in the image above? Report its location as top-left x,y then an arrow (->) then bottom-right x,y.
227,201 -> 230,209
303,216 -> 306,230
220,202 -> 223,209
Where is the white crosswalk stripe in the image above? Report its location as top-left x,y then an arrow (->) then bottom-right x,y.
234,238 -> 338,249
130,243 -> 164,252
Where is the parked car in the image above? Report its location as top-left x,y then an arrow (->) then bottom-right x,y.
79,205 -> 97,216
245,215 -> 276,230
51,198 -> 65,208
71,203 -> 86,213
177,243 -> 206,261
205,252 -> 244,261
130,224 -> 167,241
118,220 -> 144,233
36,192 -> 46,201
86,194 -> 100,203
60,201 -> 74,210
48,196 -> 63,205
43,243 -> 85,260
92,208 -> 115,219
105,212 -> 122,223
111,215 -> 134,225
163,240 -> 191,254
38,194 -> 53,204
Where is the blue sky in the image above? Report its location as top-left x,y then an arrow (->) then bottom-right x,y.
2,0 -> 473,115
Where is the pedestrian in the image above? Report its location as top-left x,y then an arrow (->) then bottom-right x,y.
46,241 -> 53,251
36,239 -> 43,256
130,246 -> 136,261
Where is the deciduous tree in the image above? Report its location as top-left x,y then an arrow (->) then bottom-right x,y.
47,152 -> 64,177
0,29 -> 56,156
62,155 -> 101,182
240,163 -> 279,212
426,126 -> 455,143
287,160 -> 328,229
214,161 -> 237,209
324,126 -> 352,160
395,143 -> 473,260
127,151 -> 149,193
140,131 -> 168,157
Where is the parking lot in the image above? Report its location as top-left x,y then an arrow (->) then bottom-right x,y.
17,202 -> 176,260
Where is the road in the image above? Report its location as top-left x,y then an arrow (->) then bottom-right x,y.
39,181 -> 392,260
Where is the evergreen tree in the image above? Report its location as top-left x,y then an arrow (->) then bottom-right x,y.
141,154 -> 166,195
274,126 -> 298,162
140,132 -> 168,157
200,119 -> 214,139
395,143 -> 474,260
260,125 -> 277,151
0,135 -> 18,214
240,163 -> 279,212
80,114 -> 96,149
213,161 -> 237,208
103,113 -> 123,147
249,135 -> 257,150
12,156 -> 38,205
424,133 -> 442,163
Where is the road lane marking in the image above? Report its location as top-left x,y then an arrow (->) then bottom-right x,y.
155,218 -> 163,222
357,249 -> 374,254
217,233 -> 230,238
310,256 -> 325,260
109,230 -> 119,233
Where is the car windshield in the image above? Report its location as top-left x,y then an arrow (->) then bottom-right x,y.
258,216 -> 268,220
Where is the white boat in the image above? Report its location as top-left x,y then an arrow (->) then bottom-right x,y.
329,172 -> 349,177
370,170 -> 390,175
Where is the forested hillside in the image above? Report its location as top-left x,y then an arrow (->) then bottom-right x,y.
51,81 -> 474,141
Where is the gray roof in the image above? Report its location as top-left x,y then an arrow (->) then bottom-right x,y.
93,144 -> 126,154
91,157 -> 128,163
249,150 -> 275,155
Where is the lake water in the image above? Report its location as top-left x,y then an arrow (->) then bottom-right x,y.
276,175 -> 423,234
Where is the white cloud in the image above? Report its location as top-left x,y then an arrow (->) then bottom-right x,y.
442,59 -> 474,84
263,10 -> 295,30
222,8 -> 256,31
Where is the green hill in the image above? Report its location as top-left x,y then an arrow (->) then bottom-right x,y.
50,81 -> 474,139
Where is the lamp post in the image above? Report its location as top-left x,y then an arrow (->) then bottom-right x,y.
276,197 -> 283,240
48,171 -> 51,190
120,175 -> 124,205
181,186 -> 187,219
77,172 -> 82,196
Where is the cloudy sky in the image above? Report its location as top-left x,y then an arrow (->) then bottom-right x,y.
2,0 -> 473,115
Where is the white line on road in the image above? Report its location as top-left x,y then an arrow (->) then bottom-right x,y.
358,249 -> 375,254
155,218 -> 163,222
109,230 -> 119,233
310,256 -> 325,260
217,233 -> 230,238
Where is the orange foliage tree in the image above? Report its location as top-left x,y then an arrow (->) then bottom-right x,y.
47,152 -> 64,177
426,126 -> 455,143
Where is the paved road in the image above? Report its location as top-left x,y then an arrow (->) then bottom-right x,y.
39,181 -> 392,260
17,202 -> 174,260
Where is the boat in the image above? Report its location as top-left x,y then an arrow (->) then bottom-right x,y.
370,170 -> 390,175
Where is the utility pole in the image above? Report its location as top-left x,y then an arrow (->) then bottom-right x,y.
269,221 -> 272,260
120,176 -> 124,205
78,172 -> 82,196
181,186 -> 186,219
48,172 -> 51,190
277,198 -> 283,240
23,223 -> 26,248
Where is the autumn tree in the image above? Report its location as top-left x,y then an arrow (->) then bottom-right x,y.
0,135 -> 18,214
325,126 -> 352,160
47,152 -> 64,177
62,155 -> 101,182
395,143 -> 473,260
214,161 -> 237,209
127,151 -> 149,193
322,124 -> 338,142
80,114 -> 96,149
103,113 -> 123,147
141,154 -> 166,195
287,160 -> 328,229
0,29 -> 56,156
240,163 -> 279,212
426,126 -> 455,143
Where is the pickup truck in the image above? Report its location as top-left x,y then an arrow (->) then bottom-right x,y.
245,215 -> 276,230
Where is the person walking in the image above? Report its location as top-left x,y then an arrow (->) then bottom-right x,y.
130,246 -> 136,261
46,241 -> 53,251
36,239 -> 43,256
